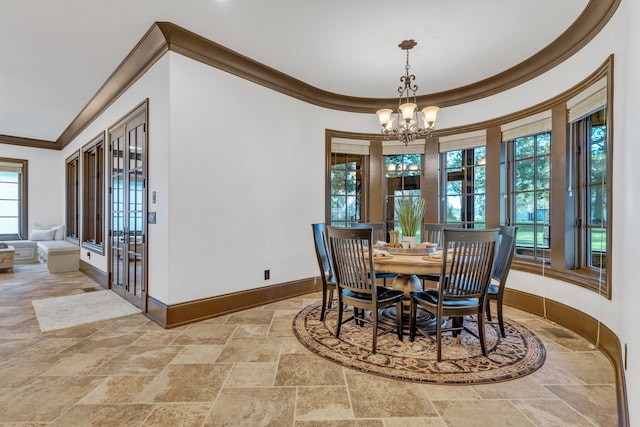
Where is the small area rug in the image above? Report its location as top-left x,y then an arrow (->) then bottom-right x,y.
32,290 -> 141,332
293,301 -> 546,385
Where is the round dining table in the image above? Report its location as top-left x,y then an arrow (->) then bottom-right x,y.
370,249 -> 446,330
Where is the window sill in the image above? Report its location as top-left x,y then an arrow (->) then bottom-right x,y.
82,241 -> 105,256
511,259 -> 609,298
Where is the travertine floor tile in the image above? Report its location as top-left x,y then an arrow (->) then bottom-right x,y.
141,402 -> 211,426
545,384 -> 618,426
275,353 -> 345,386
135,363 -> 232,402
433,400 -> 536,427
50,403 -> 155,426
295,386 -> 353,420
205,387 -> 296,426
512,399 -> 596,426
225,362 -> 277,387
345,373 -> 438,418
216,337 -> 282,362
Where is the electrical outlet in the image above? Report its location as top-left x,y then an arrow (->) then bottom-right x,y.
264,269 -> 270,280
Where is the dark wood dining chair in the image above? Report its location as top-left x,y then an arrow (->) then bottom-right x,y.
409,228 -> 498,361
485,225 -> 517,338
349,222 -> 396,286
418,223 -> 462,289
327,226 -> 404,354
311,223 -> 336,321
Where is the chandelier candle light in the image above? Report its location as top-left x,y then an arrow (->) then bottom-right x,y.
376,40 -> 439,145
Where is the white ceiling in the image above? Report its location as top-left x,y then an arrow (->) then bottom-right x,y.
0,0 -> 588,142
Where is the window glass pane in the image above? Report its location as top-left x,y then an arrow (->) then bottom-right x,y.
446,180 -> 462,195
536,191 -> 550,221
330,170 -> 346,195
589,186 -> 607,226
473,195 -> 486,222
536,156 -> 551,189
474,166 -> 486,194
515,136 -> 535,159
0,180 -> 17,199
446,151 -> 462,168
515,192 -> 534,223
536,225 -> 550,249
515,159 -> 534,191
537,133 -> 551,154
446,195 -> 462,222
474,147 -> 486,165
516,224 -> 535,248
0,171 -> 18,233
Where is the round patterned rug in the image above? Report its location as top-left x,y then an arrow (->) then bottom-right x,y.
293,302 -> 546,384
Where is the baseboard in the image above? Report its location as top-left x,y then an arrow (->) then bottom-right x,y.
146,277 -> 321,329
79,260 -> 108,288
504,288 -> 629,426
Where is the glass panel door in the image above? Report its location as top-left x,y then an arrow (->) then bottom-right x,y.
109,108 -> 146,309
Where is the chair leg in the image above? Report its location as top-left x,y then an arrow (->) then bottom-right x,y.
497,299 -> 506,338
485,300 -> 493,322
396,300 -> 403,341
371,305 -> 378,354
436,309 -> 443,362
320,282 -> 328,321
409,298 -> 417,342
335,295 -> 343,338
478,307 -> 488,357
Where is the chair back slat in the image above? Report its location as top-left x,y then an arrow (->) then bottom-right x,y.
440,229 -> 498,298
328,226 -> 376,296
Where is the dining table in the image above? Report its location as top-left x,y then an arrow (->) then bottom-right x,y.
368,246 -> 448,331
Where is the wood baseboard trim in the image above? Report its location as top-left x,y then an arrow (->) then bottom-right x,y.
504,288 -> 629,426
146,277 -> 321,329
79,260 -> 108,288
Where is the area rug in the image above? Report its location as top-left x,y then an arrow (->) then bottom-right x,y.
293,302 -> 546,385
32,290 -> 141,332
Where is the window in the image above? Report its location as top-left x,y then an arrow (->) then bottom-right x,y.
442,147 -> 486,228
573,108 -> 608,272
82,134 -> 105,253
507,132 -> 551,263
65,151 -> 80,243
330,152 -> 364,227
385,153 -> 422,240
0,158 -> 27,240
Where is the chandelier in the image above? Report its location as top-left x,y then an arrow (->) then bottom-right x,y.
376,40 -> 439,145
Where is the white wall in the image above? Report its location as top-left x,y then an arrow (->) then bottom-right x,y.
0,144 -> 63,235
60,54 -> 172,301
165,53 -> 372,304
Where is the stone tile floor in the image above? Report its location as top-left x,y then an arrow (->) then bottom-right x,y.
0,263 -> 618,426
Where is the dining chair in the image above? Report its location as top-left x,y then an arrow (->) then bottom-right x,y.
327,226 -> 405,354
409,228 -> 498,361
418,223 -> 462,289
311,223 -> 336,321
349,222 -> 397,286
485,225 -> 518,338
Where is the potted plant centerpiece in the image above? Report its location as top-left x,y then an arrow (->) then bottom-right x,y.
395,197 -> 425,248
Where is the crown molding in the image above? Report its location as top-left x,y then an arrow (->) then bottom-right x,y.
0,134 -> 58,150
0,0 -> 619,150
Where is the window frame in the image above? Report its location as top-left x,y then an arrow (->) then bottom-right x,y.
82,133 -> 105,254
65,151 -> 80,244
506,131 -> 552,263
439,147 -> 486,229
0,157 -> 28,240
571,107 -> 610,293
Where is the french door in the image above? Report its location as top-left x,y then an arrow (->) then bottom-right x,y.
108,106 -> 147,309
